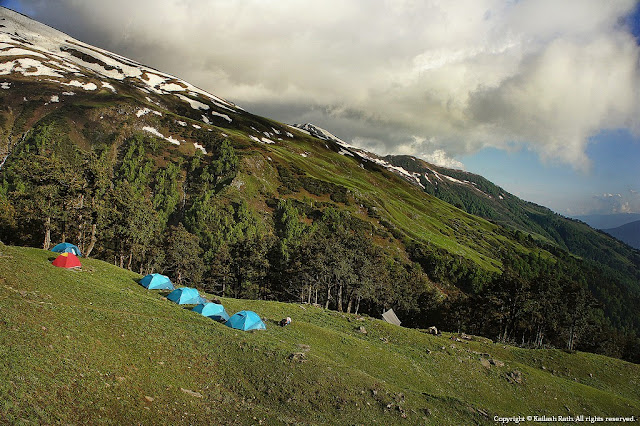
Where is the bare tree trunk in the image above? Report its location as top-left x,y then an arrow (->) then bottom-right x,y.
337,282 -> 343,312
84,224 -> 97,258
119,254 -> 124,269
567,323 -> 575,351
325,285 -> 331,309
127,250 -> 133,271
77,194 -> 84,247
354,295 -> 361,315
346,296 -> 354,314
43,216 -> 51,250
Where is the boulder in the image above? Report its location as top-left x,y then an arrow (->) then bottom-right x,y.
490,359 -> 505,367
507,370 -> 523,384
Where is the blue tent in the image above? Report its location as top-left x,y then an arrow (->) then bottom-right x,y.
166,287 -> 206,305
140,273 -> 174,290
51,242 -> 81,257
225,310 -> 266,331
193,303 -> 230,322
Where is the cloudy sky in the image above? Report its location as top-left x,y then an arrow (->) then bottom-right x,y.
2,0 -> 639,216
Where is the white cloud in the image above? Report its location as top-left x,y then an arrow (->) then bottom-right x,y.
590,190 -> 640,214
17,0 -> 640,169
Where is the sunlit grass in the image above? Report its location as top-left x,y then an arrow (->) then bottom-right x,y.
1,244 -> 638,424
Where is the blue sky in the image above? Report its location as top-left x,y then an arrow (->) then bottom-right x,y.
460,129 -> 640,215
2,0 -> 639,217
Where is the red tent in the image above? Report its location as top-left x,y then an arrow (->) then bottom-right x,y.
52,252 -> 81,268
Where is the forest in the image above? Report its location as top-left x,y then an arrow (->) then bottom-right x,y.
1,117 -> 639,363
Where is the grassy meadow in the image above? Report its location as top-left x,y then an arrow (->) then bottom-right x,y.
0,243 -> 638,425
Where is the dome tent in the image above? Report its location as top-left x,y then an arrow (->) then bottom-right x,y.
166,287 -> 206,305
193,303 -> 230,322
140,273 -> 174,290
52,252 -> 81,268
225,310 -> 266,331
51,242 -> 81,257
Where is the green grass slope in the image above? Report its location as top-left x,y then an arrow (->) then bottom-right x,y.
1,244 -> 638,424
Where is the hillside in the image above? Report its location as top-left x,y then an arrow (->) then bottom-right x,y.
290,124 -> 640,290
604,220 -> 640,250
382,155 -> 640,277
1,244 -> 639,424
0,7 -> 639,362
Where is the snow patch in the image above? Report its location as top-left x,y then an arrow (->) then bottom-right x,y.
200,115 -> 211,124
441,174 -> 464,184
176,93 -> 209,110
192,124 -> 201,129
0,47 -> 47,58
338,148 -> 354,157
101,81 -> 116,92
62,80 -> 97,90
211,111 -> 232,122
193,142 -> 207,154
0,81 -> 10,89
136,108 -> 151,117
176,120 -> 187,127
0,58 -> 63,77
159,82 -> 186,92
142,126 -> 181,146
136,107 -> 160,117
62,91 -> 74,95
49,94 -> 59,102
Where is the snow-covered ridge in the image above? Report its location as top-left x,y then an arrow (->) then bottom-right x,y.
291,123 -> 354,148
290,123 -> 426,188
0,7 -> 239,122
291,123 -> 498,198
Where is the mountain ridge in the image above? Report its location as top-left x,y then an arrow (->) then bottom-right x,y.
574,213 -> 640,230
604,220 -> 640,250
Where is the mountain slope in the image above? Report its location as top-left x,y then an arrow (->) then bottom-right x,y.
1,244 -> 639,424
604,220 -> 640,250
291,123 -> 640,293
382,155 -> 640,279
0,7 -> 639,362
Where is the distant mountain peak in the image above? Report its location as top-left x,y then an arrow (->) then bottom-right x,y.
291,123 -> 352,147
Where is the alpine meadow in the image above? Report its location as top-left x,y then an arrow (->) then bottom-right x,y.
0,6 -> 639,425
